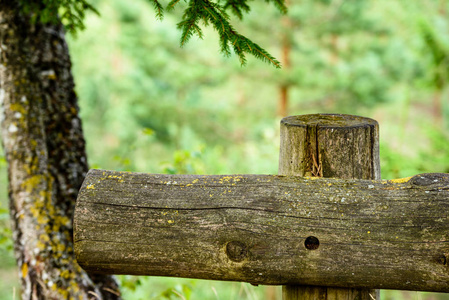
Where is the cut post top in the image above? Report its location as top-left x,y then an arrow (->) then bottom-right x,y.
281,114 -> 378,129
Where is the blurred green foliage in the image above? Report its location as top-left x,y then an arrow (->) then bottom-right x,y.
0,153 -> 12,255
117,276 -> 274,299
18,0 -> 99,33
1,0 -> 449,299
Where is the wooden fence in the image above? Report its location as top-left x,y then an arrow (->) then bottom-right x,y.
74,114 -> 449,300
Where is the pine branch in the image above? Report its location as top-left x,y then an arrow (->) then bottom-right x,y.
178,0 -> 281,68
152,0 -> 165,20
223,0 -> 250,20
178,0 -> 203,46
167,0 -> 182,11
231,33 -> 281,68
265,0 -> 287,15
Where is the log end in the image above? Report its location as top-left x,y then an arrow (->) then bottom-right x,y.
280,114 -> 378,129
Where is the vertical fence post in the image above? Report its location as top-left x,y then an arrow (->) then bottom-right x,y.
278,114 -> 381,300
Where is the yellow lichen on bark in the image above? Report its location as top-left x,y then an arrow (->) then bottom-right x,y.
388,176 -> 413,184
21,262 -> 28,278
218,175 -> 243,184
22,174 -> 46,193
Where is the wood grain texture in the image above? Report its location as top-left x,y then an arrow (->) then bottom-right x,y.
282,286 -> 374,300
279,114 -> 379,299
279,114 -> 380,179
74,170 -> 449,292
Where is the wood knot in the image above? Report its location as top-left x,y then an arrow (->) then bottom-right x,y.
437,254 -> 447,266
226,241 -> 248,262
410,173 -> 449,187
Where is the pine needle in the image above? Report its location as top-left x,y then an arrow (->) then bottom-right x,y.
167,0 -> 182,11
152,0 -> 164,20
176,0 -> 282,68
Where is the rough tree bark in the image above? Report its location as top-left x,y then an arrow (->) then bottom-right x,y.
0,2 -> 120,299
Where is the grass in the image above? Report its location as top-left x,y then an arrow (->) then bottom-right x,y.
119,276 -> 281,300
0,264 -> 19,300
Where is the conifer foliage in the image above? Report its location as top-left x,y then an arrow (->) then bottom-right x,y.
175,0 -> 285,67
18,0 -> 286,67
17,0 -> 99,33
160,0 -> 287,67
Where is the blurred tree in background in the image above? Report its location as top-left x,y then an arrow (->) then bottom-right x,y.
1,0 -> 449,299
0,1 -> 121,299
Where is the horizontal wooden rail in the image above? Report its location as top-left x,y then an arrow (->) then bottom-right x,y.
74,169 -> 449,292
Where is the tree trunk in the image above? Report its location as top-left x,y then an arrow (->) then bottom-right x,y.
0,3 -> 120,299
278,8 -> 292,118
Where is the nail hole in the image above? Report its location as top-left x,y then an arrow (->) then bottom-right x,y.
305,236 -> 319,250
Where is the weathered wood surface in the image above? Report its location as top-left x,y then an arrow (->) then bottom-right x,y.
279,114 -> 379,299
74,169 -> 449,292
279,114 -> 380,179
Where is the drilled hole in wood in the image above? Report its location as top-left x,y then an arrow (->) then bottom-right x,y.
305,236 -> 319,250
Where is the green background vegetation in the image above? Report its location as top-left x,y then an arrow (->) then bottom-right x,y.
1,0 -> 449,299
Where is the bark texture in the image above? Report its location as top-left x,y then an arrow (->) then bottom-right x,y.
0,3 -> 120,299
75,170 -> 449,293
278,114 -> 380,179
279,114 -> 379,299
